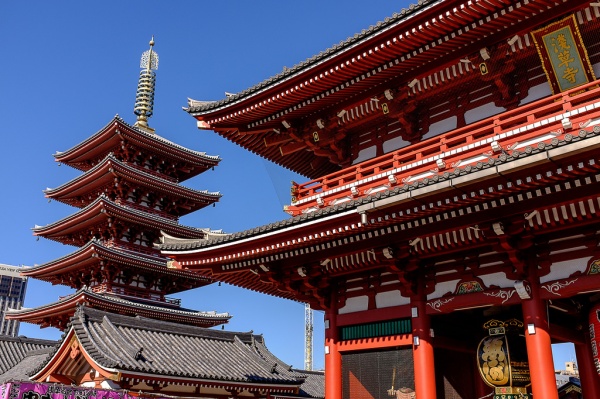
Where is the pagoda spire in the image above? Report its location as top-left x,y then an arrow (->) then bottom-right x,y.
134,37 -> 159,133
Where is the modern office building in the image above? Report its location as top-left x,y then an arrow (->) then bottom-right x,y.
0,264 -> 27,337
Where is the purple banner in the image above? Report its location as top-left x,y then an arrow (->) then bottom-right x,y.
0,383 -> 140,399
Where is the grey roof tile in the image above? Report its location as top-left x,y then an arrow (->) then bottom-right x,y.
158,131 -> 597,254
40,307 -> 312,388
0,336 -> 57,382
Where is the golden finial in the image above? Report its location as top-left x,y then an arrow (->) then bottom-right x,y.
134,37 -> 159,133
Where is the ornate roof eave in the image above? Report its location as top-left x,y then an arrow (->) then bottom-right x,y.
21,239 -> 212,286
5,288 -> 231,326
44,153 -> 222,210
33,194 -> 209,241
183,0 -> 591,179
30,328 -> 120,384
184,0 -> 440,116
32,307 -> 305,390
185,0 -> 580,123
54,116 -> 221,171
160,130 -> 600,265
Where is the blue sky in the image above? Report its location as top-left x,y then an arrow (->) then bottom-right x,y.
0,1 -> 574,372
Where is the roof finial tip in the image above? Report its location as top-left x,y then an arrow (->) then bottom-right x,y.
149,36 -> 155,47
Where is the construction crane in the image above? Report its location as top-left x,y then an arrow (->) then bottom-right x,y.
304,302 -> 313,371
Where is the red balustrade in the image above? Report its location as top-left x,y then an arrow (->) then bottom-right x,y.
286,80 -> 600,216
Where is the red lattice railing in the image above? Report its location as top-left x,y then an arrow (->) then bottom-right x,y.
285,79 -> 600,216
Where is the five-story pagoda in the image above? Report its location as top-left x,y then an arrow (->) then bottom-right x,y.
6,39 -> 231,330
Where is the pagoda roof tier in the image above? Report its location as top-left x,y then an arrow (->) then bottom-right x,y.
54,116 -> 220,181
33,195 -> 224,247
5,287 -> 231,330
160,122 -> 600,307
29,307 -> 321,397
21,239 -> 212,294
185,0 -> 592,178
45,153 -> 221,216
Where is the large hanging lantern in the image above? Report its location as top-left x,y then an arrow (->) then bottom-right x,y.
476,319 -> 531,398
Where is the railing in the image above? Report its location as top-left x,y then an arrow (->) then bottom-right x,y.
114,199 -> 179,221
105,240 -> 162,257
285,79 -> 600,216
89,284 -> 182,307
126,162 -> 178,183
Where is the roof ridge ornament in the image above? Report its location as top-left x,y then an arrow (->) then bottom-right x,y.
133,37 -> 159,133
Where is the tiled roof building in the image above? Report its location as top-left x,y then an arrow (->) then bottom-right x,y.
31,307 -> 323,398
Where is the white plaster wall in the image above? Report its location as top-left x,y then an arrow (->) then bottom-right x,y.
376,290 -> 410,308
427,279 -> 459,300
479,272 -> 516,289
382,135 -> 410,154
338,295 -> 369,314
540,257 -> 591,284
464,102 -> 506,125
422,116 -> 457,140
520,82 -> 552,105
353,146 -> 377,164
593,62 -> 600,80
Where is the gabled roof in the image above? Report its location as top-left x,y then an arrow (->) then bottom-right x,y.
21,239 -> 212,293
32,307 -> 323,397
33,194 -> 215,244
45,153 -> 221,215
185,0 -> 432,116
54,116 -> 220,180
6,287 -> 231,329
184,0 -> 590,178
0,336 -> 57,383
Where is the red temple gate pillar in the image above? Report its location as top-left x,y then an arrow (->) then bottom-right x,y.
411,294 -> 436,399
521,273 -> 558,399
325,301 -> 342,399
576,327 -> 600,398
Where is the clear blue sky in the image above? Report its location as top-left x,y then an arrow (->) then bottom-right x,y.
0,1 -> 574,372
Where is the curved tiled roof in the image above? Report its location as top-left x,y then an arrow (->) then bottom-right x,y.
45,153 -> 221,210
39,307 -> 307,387
0,336 -> 57,382
185,0 -> 432,114
159,126 -> 600,252
23,239 -> 212,290
7,287 -> 230,323
55,116 -> 221,164
33,194 -> 210,241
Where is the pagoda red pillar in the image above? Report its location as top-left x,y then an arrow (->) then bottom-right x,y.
325,298 -> 342,399
575,328 -> 600,398
411,293 -> 436,399
521,271 -> 558,399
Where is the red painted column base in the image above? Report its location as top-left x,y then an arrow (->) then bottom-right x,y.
522,292 -> 558,399
325,309 -> 342,399
412,298 -> 437,399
